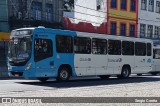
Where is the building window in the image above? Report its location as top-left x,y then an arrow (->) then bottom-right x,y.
140,24 -> 146,38
148,0 -> 154,12
147,25 -> 153,38
46,4 -> 53,22
130,24 -> 135,37
110,22 -> 116,35
130,0 -> 136,11
141,0 -> 147,10
97,0 -> 101,10
120,23 -> 126,36
121,0 -> 127,10
111,0 -> 117,8
154,26 -> 160,38
31,2 -> 42,20
156,1 -> 160,13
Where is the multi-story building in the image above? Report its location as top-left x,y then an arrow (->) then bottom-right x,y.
63,0 -> 138,37
0,0 -> 10,41
8,0 -> 63,30
107,0 -> 138,37
63,0 -> 107,34
0,0 -> 64,77
138,0 -> 160,40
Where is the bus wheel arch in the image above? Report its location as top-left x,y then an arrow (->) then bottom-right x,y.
57,64 -> 72,81
118,65 -> 131,79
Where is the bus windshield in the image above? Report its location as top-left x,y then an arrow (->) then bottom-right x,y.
8,30 -> 32,66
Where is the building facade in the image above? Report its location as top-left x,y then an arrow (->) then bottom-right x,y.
63,0 -> 107,34
107,0 -> 138,37
63,0 -> 138,37
8,0 -> 64,30
138,0 -> 160,39
0,0 -> 64,77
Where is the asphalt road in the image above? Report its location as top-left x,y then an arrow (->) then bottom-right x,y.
1,75 -> 160,105
0,74 -> 160,93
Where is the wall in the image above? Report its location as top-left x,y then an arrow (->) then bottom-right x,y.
107,0 -> 138,37
63,0 -> 107,34
138,0 -> 160,38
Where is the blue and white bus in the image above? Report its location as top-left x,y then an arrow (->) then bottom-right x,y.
8,27 -> 153,82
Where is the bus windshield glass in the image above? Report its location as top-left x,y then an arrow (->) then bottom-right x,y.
8,30 -> 33,66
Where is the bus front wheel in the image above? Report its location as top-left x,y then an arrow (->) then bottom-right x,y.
57,67 -> 71,81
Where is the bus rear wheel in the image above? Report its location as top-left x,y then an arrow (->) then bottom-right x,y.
38,77 -> 49,82
57,67 -> 71,81
99,75 -> 110,80
118,66 -> 130,79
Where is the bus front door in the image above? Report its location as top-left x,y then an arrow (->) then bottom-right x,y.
34,37 -> 54,78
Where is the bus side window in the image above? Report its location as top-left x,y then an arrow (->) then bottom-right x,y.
92,38 -> 107,55
56,35 -> 73,53
154,49 -> 160,59
122,41 -> 134,55
34,38 -> 53,62
74,37 -> 91,54
108,40 -> 121,55
135,42 -> 146,56
147,43 -> 152,56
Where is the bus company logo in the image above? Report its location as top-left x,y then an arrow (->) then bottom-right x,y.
2,98 -> 11,103
108,58 -> 122,62
80,58 -> 91,61
147,59 -> 151,63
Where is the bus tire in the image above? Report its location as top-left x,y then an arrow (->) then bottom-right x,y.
150,72 -> 159,76
118,66 -> 130,79
99,75 -> 110,80
38,77 -> 49,82
57,67 -> 71,81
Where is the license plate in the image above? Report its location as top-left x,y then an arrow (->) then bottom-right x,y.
15,74 -> 19,77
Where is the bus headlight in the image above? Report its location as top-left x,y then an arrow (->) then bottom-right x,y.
26,63 -> 32,70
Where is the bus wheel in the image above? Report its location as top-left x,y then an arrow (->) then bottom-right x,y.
119,66 -> 130,78
57,67 -> 71,81
151,72 -> 159,76
38,78 -> 49,82
99,75 -> 110,80
137,74 -> 142,76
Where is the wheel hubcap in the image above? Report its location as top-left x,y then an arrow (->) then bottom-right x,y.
123,69 -> 129,77
60,70 -> 68,80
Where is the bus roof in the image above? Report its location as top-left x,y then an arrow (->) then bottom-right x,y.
13,27 -> 152,43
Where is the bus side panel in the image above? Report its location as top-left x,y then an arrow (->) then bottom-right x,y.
152,59 -> 160,72
107,55 -> 122,75
93,55 -> 108,75
118,56 -> 134,74
74,54 -> 95,76
134,56 -> 152,74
